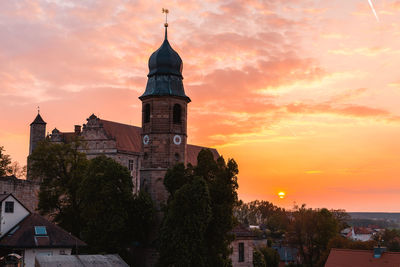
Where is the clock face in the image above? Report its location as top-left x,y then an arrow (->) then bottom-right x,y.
173,135 -> 182,145
143,135 -> 150,145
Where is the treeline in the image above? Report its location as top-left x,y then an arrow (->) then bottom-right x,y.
348,218 -> 399,228
235,201 -> 400,267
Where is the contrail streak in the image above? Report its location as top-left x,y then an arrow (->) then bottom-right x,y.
368,0 -> 380,22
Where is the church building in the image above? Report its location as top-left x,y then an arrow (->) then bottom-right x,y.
28,22 -> 219,206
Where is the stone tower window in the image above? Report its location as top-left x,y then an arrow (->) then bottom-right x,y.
144,103 -> 150,123
173,104 -> 182,124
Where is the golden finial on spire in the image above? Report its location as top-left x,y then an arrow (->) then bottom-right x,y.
37,106 -> 40,114
162,8 -> 169,27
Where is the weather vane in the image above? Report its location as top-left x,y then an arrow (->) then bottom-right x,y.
162,8 -> 169,27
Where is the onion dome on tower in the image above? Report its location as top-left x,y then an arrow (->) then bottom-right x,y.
139,22 -> 190,102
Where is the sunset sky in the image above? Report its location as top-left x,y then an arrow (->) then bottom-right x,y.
1,0 -> 400,211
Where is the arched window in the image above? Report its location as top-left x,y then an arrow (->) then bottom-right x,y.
144,104 -> 150,123
173,104 -> 182,124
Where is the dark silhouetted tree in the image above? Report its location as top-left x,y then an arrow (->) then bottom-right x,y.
258,246 -> 280,267
30,140 -> 155,262
0,146 -> 12,177
158,176 -> 211,266
29,140 -> 88,235
159,149 -> 239,267
78,155 -> 137,253
288,205 -> 340,267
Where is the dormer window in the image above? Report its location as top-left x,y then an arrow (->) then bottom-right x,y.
173,104 -> 182,124
5,201 -> 14,213
144,104 -> 150,123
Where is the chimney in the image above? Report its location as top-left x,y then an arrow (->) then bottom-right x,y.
373,246 -> 386,258
74,125 -> 81,134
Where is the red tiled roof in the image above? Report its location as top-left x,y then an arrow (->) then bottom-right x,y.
325,248 -> 400,267
59,118 -> 219,163
100,120 -> 219,164
0,213 -> 86,248
100,120 -> 142,153
61,132 -> 77,143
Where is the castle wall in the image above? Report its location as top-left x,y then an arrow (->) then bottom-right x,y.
0,177 -> 39,212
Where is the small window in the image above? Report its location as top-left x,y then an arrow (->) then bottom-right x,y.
174,153 -> 180,161
128,160 -> 134,171
35,226 -> 47,235
5,202 -> 14,213
144,104 -> 150,123
173,104 -> 182,124
238,242 -> 244,262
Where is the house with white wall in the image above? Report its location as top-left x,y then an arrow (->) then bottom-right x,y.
0,194 -> 85,267
230,225 -> 257,267
0,194 -> 30,238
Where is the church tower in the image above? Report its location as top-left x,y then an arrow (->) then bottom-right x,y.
139,22 -> 190,206
29,112 -> 46,155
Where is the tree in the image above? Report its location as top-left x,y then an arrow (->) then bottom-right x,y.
196,149 -> 239,266
78,155 -> 137,253
9,162 -> 27,179
0,146 -> 12,177
258,246 -> 280,267
30,140 -> 155,260
159,149 -> 239,266
158,176 -> 211,266
253,249 -> 267,267
375,229 -> 400,252
29,140 -> 88,235
287,205 -> 340,267
234,200 -> 289,238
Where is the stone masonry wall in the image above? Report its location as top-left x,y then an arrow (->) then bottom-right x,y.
0,177 -> 39,212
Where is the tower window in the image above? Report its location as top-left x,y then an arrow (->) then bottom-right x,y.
144,104 -> 150,123
173,104 -> 182,124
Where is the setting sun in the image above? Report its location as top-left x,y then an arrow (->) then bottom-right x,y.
278,192 -> 286,199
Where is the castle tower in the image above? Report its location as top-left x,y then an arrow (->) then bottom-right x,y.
29,111 -> 46,155
139,22 -> 191,207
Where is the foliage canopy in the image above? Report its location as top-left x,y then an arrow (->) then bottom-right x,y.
158,149 -> 239,267
29,140 -> 155,258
